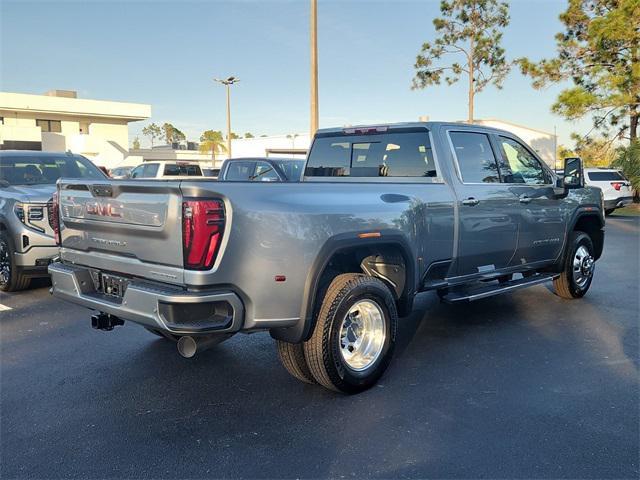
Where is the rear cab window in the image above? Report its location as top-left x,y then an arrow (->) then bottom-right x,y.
305,131 -> 438,180
163,164 -> 202,176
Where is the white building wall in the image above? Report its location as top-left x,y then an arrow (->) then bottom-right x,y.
228,133 -> 311,160
474,119 -> 557,168
0,91 -> 150,169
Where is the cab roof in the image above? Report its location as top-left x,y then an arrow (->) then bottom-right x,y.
315,121 -> 514,137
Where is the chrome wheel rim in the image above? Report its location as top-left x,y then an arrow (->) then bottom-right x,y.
339,299 -> 386,371
572,245 -> 594,289
0,240 -> 10,287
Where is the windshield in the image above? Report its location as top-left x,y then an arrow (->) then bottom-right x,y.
0,154 -> 105,186
273,160 -> 306,181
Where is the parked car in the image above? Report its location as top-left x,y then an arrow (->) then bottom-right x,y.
110,166 -> 134,179
48,122 -> 605,393
219,157 -> 305,182
202,168 -> 220,179
0,150 -> 106,291
129,161 -> 203,179
584,168 -> 633,215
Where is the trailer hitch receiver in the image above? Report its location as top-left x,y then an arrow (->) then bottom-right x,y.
91,312 -> 124,331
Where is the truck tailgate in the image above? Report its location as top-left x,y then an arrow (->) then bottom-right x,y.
58,180 -> 185,284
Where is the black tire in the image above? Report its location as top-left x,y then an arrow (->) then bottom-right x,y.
0,231 -> 31,292
605,209 -> 615,216
143,327 -> 179,342
275,340 -> 316,384
553,231 -> 595,299
303,273 -> 398,394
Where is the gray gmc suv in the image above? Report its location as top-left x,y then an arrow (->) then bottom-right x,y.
47,122 -> 605,393
0,151 -> 106,291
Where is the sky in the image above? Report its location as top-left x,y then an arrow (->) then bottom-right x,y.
0,0 -> 591,147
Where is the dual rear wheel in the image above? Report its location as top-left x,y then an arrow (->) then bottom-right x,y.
276,273 -> 398,394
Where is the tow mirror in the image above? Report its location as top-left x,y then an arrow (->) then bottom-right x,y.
563,157 -> 584,189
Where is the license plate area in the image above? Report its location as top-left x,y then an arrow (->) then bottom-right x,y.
90,271 -> 129,299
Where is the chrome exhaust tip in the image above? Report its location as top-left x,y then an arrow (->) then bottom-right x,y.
177,335 -> 227,358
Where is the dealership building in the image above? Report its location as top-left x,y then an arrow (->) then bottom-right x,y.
0,90 -> 151,169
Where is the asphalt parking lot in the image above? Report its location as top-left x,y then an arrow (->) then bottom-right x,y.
1,214 -> 638,479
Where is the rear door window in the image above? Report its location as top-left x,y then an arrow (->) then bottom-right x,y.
306,132 -> 437,178
142,163 -> 159,178
449,132 -> 500,183
130,163 -> 158,178
224,161 -> 256,181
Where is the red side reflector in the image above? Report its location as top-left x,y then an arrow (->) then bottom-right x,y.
274,275 -> 286,282
182,199 -> 225,270
358,232 -> 382,239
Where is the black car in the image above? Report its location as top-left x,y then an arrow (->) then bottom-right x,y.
218,157 -> 305,182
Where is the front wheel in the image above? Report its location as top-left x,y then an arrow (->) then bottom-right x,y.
303,273 -> 398,394
553,231 -> 595,299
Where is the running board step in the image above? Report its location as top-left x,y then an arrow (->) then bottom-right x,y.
442,273 -> 559,303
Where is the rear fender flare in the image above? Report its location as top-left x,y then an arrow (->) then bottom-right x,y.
270,230 -> 417,343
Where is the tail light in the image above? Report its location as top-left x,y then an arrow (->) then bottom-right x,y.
47,192 -> 61,246
182,199 -> 225,270
611,182 -> 623,191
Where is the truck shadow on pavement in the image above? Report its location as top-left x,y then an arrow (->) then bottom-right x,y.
80,284 -> 635,478
2,282 -> 637,479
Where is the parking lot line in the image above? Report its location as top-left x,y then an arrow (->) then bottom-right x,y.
0,304 -> 13,312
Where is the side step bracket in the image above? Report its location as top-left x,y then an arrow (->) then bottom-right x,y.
441,273 -> 559,303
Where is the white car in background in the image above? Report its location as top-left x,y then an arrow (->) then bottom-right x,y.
584,168 -> 634,215
129,161 -> 203,180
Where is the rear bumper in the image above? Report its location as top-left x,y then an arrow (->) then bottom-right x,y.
48,262 -> 244,335
604,196 -> 633,209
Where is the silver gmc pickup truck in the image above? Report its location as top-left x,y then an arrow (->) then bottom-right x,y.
48,122 -> 605,393
0,151 -> 106,291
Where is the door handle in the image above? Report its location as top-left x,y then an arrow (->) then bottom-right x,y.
462,197 -> 480,206
519,196 -> 532,204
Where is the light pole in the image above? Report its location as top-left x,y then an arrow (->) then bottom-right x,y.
214,76 -> 240,158
310,0 -> 319,137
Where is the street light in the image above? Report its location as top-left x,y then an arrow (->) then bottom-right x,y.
310,0 -> 319,137
214,76 -> 240,158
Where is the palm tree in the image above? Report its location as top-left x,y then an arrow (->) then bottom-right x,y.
199,130 -> 226,161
